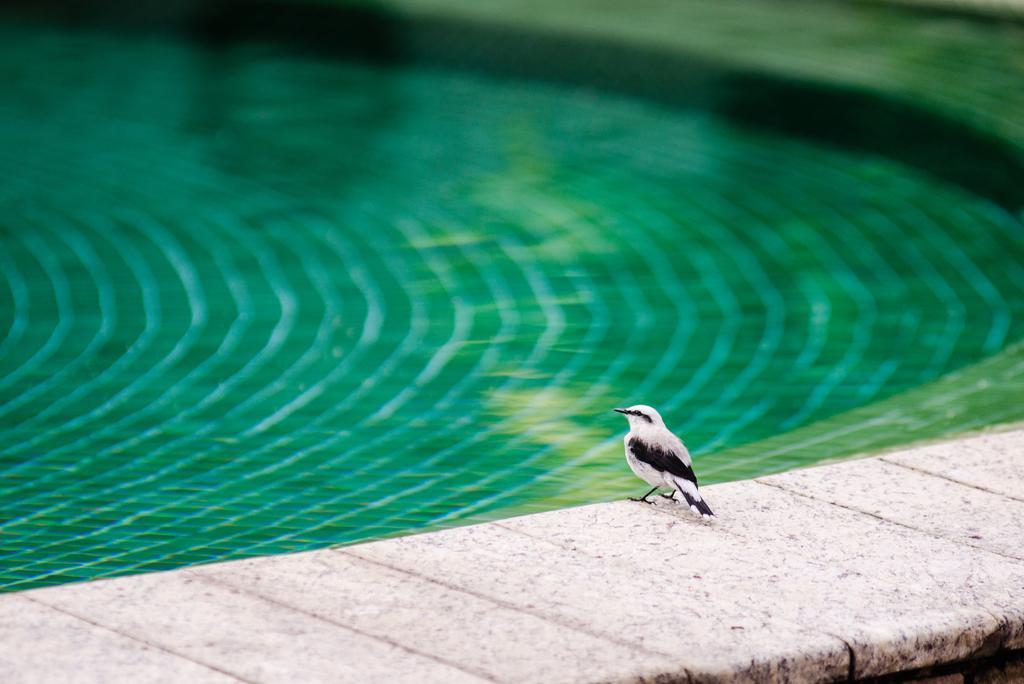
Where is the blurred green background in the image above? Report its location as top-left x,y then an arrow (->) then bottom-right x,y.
0,0 -> 1022,590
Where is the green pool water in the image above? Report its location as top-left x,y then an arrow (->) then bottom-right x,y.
1,4 -> 1023,591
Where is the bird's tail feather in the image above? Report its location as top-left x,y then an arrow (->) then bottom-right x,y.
682,492 -> 714,518
668,478 -> 714,518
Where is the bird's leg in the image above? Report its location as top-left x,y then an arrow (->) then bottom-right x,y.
660,490 -> 676,501
629,486 -> 660,504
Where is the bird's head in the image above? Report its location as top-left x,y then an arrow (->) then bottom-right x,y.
612,404 -> 665,429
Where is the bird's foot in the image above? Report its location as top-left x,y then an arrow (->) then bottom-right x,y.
659,493 -> 676,500
628,496 -> 655,504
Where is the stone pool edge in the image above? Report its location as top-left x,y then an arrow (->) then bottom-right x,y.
2,428 -> 1023,683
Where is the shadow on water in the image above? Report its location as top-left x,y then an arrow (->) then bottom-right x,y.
3,0 -> 1019,211
0,0 -> 403,205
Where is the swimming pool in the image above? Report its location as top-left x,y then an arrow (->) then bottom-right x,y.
1,0 -> 1023,590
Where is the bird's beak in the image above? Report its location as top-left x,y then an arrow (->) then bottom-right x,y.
612,408 -> 628,414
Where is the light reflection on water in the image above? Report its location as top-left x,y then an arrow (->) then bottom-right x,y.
0,11 -> 1023,590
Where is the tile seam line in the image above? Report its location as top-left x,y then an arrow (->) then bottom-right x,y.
844,460 -> 1024,657
609,496 -> 1014,674
751,480 -> 1024,662
333,546 -> 679,662
492,518 -> 852,679
877,457 -> 1024,504
21,594 -> 253,684
754,478 -> 1024,565
190,571 -> 498,684
755,475 -> 1024,656
837,636 -> 856,683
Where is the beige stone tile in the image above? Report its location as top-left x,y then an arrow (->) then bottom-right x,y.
27,571 -> 484,684
347,518 -> 848,682
0,594 -> 238,684
882,430 -> 1024,502
762,457 -> 1024,560
193,548 -> 679,684
498,481 -> 1024,678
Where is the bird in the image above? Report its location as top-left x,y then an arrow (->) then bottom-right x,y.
613,405 -> 714,518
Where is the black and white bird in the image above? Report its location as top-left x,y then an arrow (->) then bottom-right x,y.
614,405 -> 714,518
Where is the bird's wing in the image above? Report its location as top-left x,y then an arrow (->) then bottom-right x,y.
627,437 -> 699,484
628,437 -> 714,518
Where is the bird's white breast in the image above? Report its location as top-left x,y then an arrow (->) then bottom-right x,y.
624,433 -> 671,487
